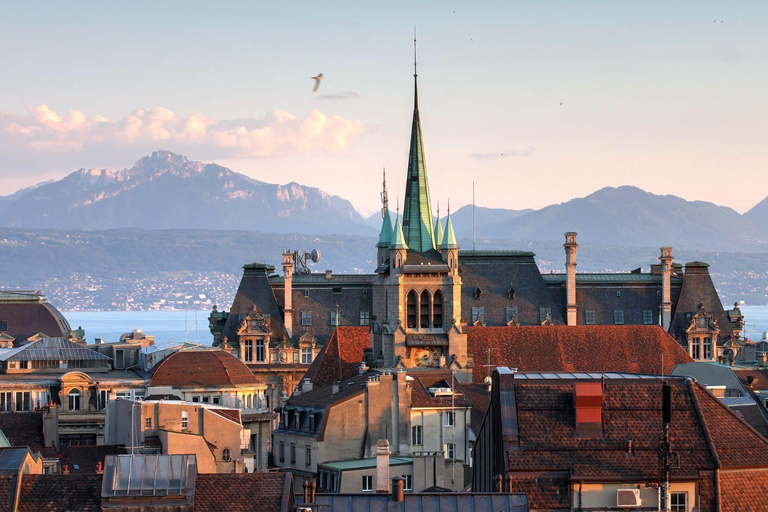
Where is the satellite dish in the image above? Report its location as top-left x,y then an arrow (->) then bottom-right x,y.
311,249 -> 321,263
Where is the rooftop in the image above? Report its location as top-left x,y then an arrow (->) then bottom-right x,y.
319,456 -> 412,471
149,349 -> 261,387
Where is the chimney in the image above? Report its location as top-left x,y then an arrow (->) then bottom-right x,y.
301,378 -> 313,393
564,232 -> 578,326
659,247 -> 673,331
325,270 -> 333,280
573,381 -> 603,438
282,250 -> 294,338
376,439 -> 390,493
358,361 -> 369,375
390,476 -> 405,502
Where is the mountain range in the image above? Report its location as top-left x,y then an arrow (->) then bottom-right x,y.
2,150 -> 767,251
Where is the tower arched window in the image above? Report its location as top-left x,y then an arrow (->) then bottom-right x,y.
433,291 -> 443,328
420,290 -> 430,328
406,290 -> 418,329
69,389 -> 81,412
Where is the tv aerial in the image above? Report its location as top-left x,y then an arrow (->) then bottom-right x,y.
287,249 -> 321,274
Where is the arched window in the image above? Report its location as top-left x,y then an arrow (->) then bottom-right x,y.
433,291 -> 443,328
420,291 -> 431,328
68,389 -> 80,412
222,448 -> 231,462
406,290 -> 418,329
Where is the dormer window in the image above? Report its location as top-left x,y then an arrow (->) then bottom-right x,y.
474,287 -> 482,300
294,412 -> 301,430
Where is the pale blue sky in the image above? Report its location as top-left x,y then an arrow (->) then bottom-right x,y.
1,1 -> 766,214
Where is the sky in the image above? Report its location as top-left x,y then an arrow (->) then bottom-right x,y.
1,1 -> 766,215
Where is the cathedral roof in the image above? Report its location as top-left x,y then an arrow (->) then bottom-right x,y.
439,212 -> 458,250
401,74 -> 436,253
389,215 -> 409,250
433,214 -> 444,247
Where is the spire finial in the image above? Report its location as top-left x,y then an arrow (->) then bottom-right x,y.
414,27 -> 417,78
381,168 -> 388,219
448,197 -> 451,216
437,199 -> 440,220
413,28 -> 419,111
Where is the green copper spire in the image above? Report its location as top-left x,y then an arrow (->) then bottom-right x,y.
377,208 -> 394,248
434,203 -> 444,248
401,42 -> 436,253
390,212 -> 409,250
439,206 -> 459,250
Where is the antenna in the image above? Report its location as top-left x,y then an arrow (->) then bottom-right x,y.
472,181 -> 476,251
381,168 -> 388,219
414,27 -> 417,77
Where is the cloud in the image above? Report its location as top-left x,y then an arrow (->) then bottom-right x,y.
317,91 -> 360,101
469,147 -> 535,160
0,105 -> 366,162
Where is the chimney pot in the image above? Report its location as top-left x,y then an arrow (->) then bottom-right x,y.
325,270 -> 333,280
391,476 -> 405,502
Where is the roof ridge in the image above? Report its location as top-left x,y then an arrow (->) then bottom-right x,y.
687,378 -> 721,469
213,350 -> 235,385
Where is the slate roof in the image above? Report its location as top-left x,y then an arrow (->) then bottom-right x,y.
459,252 -> 565,326
463,383 -> 491,435
0,337 -> 111,362
302,326 -> 370,388
0,292 -> 71,342
311,493 -> 528,512
59,445 -> 127,474
287,373 -> 370,409
149,349 -> 261,387
0,413 -> 54,458
669,262 -> 732,341
467,325 -> 692,383
221,263 -> 288,345
195,472 -> 292,512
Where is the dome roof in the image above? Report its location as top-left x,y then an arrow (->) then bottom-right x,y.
149,349 -> 261,387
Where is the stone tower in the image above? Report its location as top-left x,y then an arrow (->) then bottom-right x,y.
370,62 -> 470,382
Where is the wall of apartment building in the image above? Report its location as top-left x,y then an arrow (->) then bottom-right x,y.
575,481 -> 697,511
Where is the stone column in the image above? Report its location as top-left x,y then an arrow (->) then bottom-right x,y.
564,232 -> 578,326
659,247 -> 673,331
376,439 -> 390,492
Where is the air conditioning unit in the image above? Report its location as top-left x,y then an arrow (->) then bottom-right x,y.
617,489 -> 640,507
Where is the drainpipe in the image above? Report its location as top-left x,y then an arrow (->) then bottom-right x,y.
714,469 -> 721,512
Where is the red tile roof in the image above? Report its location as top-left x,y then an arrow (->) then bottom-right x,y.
406,370 -> 472,409
0,475 -> 13,511
149,349 -> 261,387
303,326 -> 370,388
468,325 -> 692,383
16,474 -> 102,512
59,445 -> 127,474
195,472 -> 292,512
720,470 -> 768,512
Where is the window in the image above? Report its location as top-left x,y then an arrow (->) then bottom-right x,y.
301,312 -> 312,326
309,413 -> 315,431
97,390 -> 108,410
282,411 -> 288,429
670,492 -> 687,512
643,310 -> 654,325
255,339 -> 266,362
420,290 -> 430,328
471,307 -> 484,324
15,392 -> 30,412
134,390 -> 146,400
504,307 -> 518,324
407,291 -> 418,329
0,392 -> 11,412
585,310 -> 596,325
404,475 -> 413,491
222,448 -> 231,462
445,442 -> 455,460
145,417 -> 152,429
433,291 -> 443,328
359,311 -> 370,326
244,340 -> 253,362
0,321 -> 7,331
305,445 -> 312,467
444,411 -> 455,427
294,412 -> 300,430
412,425 -> 423,445
115,391 -> 130,399
304,289 -> 310,298
279,441 -> 285,463
202,396 -> 210,404
539,307 -> 551,323
69,389 -> 81,412
362,475 -> 373,492
691,340 -> 701,360
290,443 -> 296,464
212,396 -> 220,405
703,337 -> 713,359
330,311 -> 340,326
301,348 -> 313,365
613,310 -> 624,325
192,396 -> 200,403
181,411 -> 189,429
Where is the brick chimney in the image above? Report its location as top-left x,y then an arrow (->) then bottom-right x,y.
376,439 -> 390,492
282,251 -> 294,338
564,232 -> 578,326
659,247 -> 673,331
573,382 -> 603,438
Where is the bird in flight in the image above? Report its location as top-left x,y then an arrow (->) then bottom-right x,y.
311,73 -> 324,92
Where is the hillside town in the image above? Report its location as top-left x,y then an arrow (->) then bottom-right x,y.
1,64 -> 768,512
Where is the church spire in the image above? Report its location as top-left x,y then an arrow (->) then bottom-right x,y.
402,34 -> 436,253
434,201 -> 444,247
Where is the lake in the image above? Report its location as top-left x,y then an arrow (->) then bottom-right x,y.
65,306 -> 768,345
